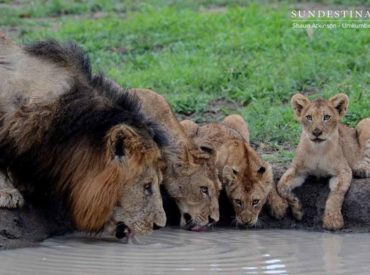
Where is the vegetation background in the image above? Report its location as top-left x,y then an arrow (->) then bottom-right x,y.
1,0 -> 369,162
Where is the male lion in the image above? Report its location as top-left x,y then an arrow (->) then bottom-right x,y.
126,89 -> 221,231
0,35 -> 167,237
180,115 -> 288,226
277,93 -> 370,230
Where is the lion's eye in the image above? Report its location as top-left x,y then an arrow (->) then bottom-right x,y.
306,115 -> 312,121
144,183 -> 153,196
200,186 -> 209,195
234,199 -> 242,207
323,114 -> 331,121
252,199 -> 260,206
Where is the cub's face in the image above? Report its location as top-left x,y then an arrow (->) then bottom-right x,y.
109,164 -> 166,237
175,165 -> 221,231
219,141 -> 273,226
291,93 -> 349,144
165,146 -> 221,231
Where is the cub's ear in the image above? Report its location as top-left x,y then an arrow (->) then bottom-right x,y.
221,166 -> 238,186
191,143 -> 215,161
199,144 -> 214,155
291,93 -> 310,119
329,93 -> 349,118
107,125 -> 141,162
222,114 -> 250,143
180,120 -> 199,138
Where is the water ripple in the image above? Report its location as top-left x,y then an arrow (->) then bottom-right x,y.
1,229 -> 370,275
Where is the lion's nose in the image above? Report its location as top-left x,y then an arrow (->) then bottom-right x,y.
312,128 -> 322,137
183,213 -> 192,224
208,217 -> 215,224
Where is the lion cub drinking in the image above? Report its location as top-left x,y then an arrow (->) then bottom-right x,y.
277,93 -> 370,230
181,115 -> 288,226
126,89 -> 221,231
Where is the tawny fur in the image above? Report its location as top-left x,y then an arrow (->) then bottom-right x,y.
0,35 -> 167,235
126,89 -> 222,229
180,115 -> 288,226
277,93 -> 370,230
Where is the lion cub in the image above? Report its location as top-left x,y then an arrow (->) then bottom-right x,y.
181,115 -> 288,226
277,93 -> 370,230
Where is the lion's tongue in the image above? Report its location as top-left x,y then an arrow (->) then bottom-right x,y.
127,230 -> 135,239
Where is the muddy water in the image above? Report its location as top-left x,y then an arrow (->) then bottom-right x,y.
1,229 -> 370,275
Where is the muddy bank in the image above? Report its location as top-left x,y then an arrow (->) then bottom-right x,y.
0,200 -> 72,250
217,167 -> 370,232
1,166 -> 370,249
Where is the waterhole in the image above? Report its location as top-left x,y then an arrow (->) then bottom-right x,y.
1,229 -> 369,274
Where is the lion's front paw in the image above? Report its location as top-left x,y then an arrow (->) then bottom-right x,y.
322,210 -> 344,230
270,197 -> 289,219
0,188 -> 24,208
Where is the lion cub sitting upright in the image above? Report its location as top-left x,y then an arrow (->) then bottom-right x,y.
277,93 -> 370,230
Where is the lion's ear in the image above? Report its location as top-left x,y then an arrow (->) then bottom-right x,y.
291,93 -> 310,119
329,93 -> 349,118
180,120 -> 199,138
107,125 -> 141,162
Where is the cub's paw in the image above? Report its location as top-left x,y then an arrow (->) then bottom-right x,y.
353,160 -> 370,178
269,197 -> 289,219
353,169 -> 370,178
322,210 -> 344,230
290,198 -> 303,221
276,184 -> 288,198
292,207 -> 303,221
0,188 -> 24,208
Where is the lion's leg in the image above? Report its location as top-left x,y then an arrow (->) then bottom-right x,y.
0,174 -> 24,208
267,182 -> 289,219
277,167 -> 306,220
322,168 -> 352,230
353,118 -> 370,178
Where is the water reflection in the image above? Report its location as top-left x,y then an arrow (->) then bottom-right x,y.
1,229 -> 370,275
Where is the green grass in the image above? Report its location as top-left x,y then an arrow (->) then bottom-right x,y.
1,0 -> 370,161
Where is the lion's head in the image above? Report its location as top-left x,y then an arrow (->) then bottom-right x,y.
104,160 -> 166,238
291,93 -> 349,144
66,122 -> 167,236
165,144 -> 221,231
218,140 -> 273,225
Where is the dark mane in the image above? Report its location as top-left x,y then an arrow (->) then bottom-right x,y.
48,80 -> 168,149
24,40 -> 92,81
24,40 -> 168,149
90,74 -> 169,147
